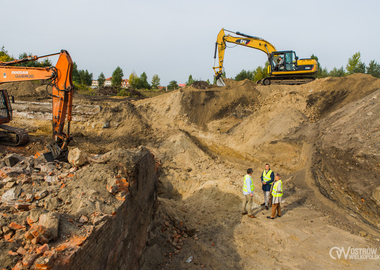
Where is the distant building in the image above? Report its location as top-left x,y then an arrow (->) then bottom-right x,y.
178,84 -> 186,88
104,77 -> 112,87
92,77 -> 129,88
121,79 -> 129,88
91,80 -> 98,88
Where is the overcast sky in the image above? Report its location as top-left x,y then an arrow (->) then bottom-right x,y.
1,0 -> 379,85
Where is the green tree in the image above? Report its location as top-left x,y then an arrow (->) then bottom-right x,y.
112,66 -> 124,87
366,60 -> 380,78
138,72 -> 151,89
129,72 -> 139,89
346,52 -> 366,75
17,52 -> 51,67
253,62 -> 270,82
235,69 -> 253,81
151,74 -> 160,89
167,80 -> 178,90
311,54 -> 323,78
320,67 -> 329,78
186,75 -> 196,86
0,47 -> 13,62
77,69 -> 92,86
206,79 -> 211,85
98,72 -> 106,88
329,66 -> 346,77
72,62 -> 80,84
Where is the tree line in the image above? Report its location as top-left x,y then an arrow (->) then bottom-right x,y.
234,52 -> 380,82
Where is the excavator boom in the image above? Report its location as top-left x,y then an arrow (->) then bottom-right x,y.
213,28 -> 276,85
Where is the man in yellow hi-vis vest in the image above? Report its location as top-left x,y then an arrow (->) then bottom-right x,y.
261,163 -> 274,210
267,173 -> 283,219
242,168 -> 256,218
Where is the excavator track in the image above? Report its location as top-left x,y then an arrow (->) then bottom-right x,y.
258,76 -> 315,86
0,124 -> 29,146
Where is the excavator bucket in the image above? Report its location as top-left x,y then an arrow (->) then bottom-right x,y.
216,77 -> 226,87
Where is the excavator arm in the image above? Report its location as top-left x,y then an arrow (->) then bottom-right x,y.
0,50 -> 74,158
213,28 -> 276,85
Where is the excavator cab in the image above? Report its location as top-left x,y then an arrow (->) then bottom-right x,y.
0,90 -> 12,125
269,51 -> 298,72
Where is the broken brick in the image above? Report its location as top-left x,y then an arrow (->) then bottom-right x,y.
9,222 -> 26,231
36,243 -> 49,254
31,236 -> 40,245
2,226 -> 11,234
15,203 -> 30,211
25,231 -> 34,240
34,250 -> 56,269
34,190 -> 49,200
16,247 -> 27,256
12,262 -> 24,270
4,232 -> 14,241
8,250 -> 18,256
22,252 -> 37,267
79,215 -> 89,223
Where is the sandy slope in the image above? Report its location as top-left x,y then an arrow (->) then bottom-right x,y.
3,74 -> 380,269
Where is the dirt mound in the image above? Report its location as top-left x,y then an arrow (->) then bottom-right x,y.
97,86 -> 118,96
1,81 -> 50,100
304,73 -> 380,120
136,79 -> 260,130
191,81 -> 209,89
70,101 -> 155,153
97,86 -> 145,99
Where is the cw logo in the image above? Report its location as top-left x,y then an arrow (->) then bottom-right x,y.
330,247 -> 351,260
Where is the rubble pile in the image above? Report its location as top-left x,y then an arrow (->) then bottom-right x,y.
0,147 -> 159,269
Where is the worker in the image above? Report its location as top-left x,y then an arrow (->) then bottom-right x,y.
260,163 -> 274,210
267,173 -> 283,219
242,168 -> 256,218
275,57 -> 284,71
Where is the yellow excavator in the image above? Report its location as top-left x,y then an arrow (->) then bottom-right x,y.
213,28 -> 318,86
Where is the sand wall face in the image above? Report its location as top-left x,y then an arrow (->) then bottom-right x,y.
58,148 -> 159,270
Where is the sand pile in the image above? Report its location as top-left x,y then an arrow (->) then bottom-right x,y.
1,81 -> 51,101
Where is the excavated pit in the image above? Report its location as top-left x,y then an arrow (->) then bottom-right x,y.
1,73 -> 380,269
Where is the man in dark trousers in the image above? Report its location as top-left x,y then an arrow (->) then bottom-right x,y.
260,163 -> 274,210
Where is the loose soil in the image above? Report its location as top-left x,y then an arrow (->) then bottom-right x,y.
2,73 -> 380,269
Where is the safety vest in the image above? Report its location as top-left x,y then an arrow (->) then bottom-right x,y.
272,180 -> 283,197
243,175 -> 254,193
262,170 -> 273,185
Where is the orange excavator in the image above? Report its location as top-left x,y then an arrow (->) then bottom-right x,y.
0,50 -> 74,159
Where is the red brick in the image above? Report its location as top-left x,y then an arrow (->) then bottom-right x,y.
8,250 -> 18,256
31,236 -> 40,245
11,262 -> 23,270
34,251 -> 56,269
4,233 -> 14,241
36,244 -> 49,254
16,247 -> 27,255
22,253 -> 37,267
25,231 -> 34,240
9,222 -> 26,231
